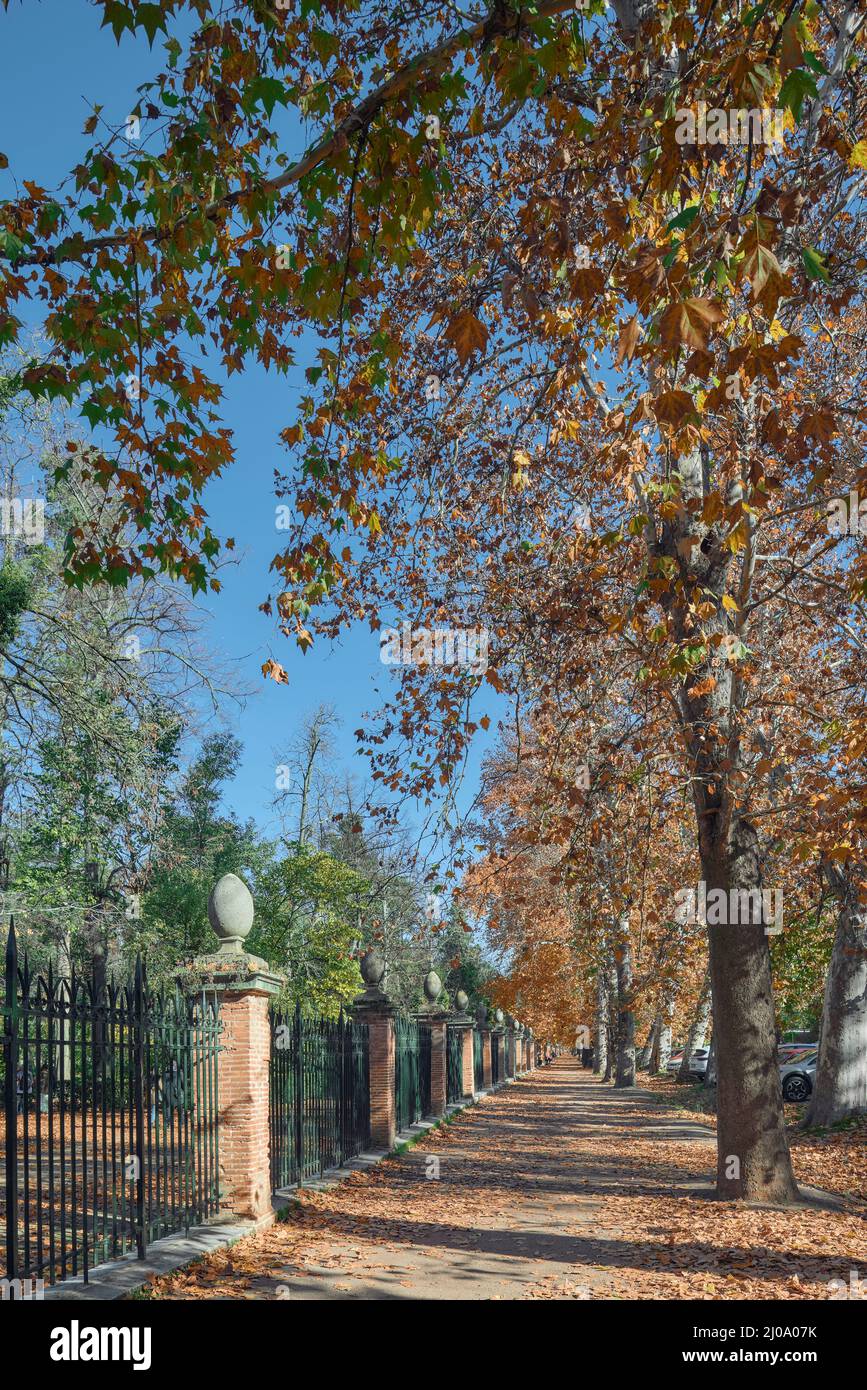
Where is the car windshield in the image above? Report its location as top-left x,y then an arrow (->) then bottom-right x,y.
781,1049 -> 817,1066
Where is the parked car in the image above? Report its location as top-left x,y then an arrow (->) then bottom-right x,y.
665,1047 -> 709,1079
780,1050 -> 817,1102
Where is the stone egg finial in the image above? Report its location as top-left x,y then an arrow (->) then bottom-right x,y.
423,970 -> 442,1003
455,988 -> 469,1013
360,947 -> 386,988
208,873 -> 254,954
495,1008 -> 504,1026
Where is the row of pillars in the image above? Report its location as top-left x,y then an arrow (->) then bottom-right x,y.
357,987 -> 536,1154
186,875 -> 537,1228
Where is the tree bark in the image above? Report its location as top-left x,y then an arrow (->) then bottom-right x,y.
594,960 -> 609,1076
806,890 -> 867,1127
638,1016 -> 657,1071
704,821 -> 798,1201
678,967 -> 711,1080
604,956 -> 618,1082
614,914 -> 635,1087
652,977 -> 676,1073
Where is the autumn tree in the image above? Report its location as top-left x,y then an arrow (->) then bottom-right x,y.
4,0 -> 867,1204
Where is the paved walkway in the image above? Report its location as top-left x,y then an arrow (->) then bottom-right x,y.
217,1059 -> 717,1301
150,1058 -> 865,1301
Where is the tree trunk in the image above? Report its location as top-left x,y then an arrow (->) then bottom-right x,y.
704,821 -> 798,1201
614,915 -> 635,1087
638,1017 -> 658,1071
604,956 -> 618,1082
594,961 -> 609,1076
805,899 -> 867,1127
678,967 -> 712,1080
654,977 -> 676,1073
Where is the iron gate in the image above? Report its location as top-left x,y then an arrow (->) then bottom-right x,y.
269,1004 -> 369,1189
446,1026 -> 463,1103
473,1028 -> 484,1091
394,1014 -> 422,1132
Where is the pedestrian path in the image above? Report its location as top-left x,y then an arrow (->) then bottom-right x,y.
149,1058 -> 865,1301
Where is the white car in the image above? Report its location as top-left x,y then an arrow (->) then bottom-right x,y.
780,1050 -> 817,1103
665,1047 -> 709,1079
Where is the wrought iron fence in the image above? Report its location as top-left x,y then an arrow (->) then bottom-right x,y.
269,1004 -> 369,1189
1,921 -> 221,1293
473,1028 -> 484,1092
446,1026 -> 463,1104
394,1014 -> 423,1132
491,1033 -> 500,1085
505,1029 -> 514,1077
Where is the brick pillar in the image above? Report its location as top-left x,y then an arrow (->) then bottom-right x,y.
352,999 -> 396,1150
214,990 -> 272,1220
185,946 -> 283,1224
481,1029 -> 492,1088
428,1016 -> 448,1117
461,1026 -> 474,1097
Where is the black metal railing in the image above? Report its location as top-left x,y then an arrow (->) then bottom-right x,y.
1,921 -> 221,1293
473,1028 -> 484,1092
446,1026 -> 463,1104
269,1004 -> 369,1190
394,1014 -> 422,1132
505,1030 -> 514,1077
491,1034 -> 500,1085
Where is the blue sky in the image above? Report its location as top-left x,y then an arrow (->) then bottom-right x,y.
0,0 -> 497,846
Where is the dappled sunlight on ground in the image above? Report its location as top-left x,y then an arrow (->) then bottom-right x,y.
144,1061 -> 866,1301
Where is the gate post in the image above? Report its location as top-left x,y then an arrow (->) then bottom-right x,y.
475,1005 -> 492,1091
418,971 -> 447,1118
450,991 -> 474,1100
185,875 -> 284,1226
350,950 -> 396,1151
492,1010 -> 504,1086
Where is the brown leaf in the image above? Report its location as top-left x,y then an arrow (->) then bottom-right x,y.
614,314 -> 641,367
445,310 -> 489,366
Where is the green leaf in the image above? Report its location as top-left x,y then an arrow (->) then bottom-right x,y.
99,1 -> 134,42
742,1 -> 771,25
136,3 -> 166,45
779,68 -> 819,121
251,76 -> 287,119
801,51 -> 828,76
802,246 -> 830,283
666,204 -> 700,233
